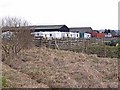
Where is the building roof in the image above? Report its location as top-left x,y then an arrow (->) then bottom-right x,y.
69,27 -> 92,33
29,25 -> 67,30
118,30 -> 120,35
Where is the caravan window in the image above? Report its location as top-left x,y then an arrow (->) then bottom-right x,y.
77,34 -> 78,37
67,34 -> 68,37
50,34 -> 52,37
45,34 -> 47,37
37,33 -> 39,36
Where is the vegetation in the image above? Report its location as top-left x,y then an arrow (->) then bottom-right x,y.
1,17 -> 34,66
1,46 -> 118,88
35,38 -> 119,58
86,45 -> 119,58
1,77 -> 8,87
62,44 -> 119,58
1,16 -> 118,88
104,39 -> 120,46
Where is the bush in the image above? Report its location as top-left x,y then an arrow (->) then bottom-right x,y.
1,77 -> 8,87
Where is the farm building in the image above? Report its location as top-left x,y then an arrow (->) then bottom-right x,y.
69,27 -> 92,39
30,25 -> 69,39
31,25 -> 81,39
33,31 -> 79,39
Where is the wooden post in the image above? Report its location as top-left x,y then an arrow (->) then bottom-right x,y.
84,39 -> 87,53
54,39 -> 59,49
103,37 -> 106,57
82,39 -> 84,53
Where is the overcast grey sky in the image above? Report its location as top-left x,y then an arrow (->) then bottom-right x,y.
0,0 -> 119,30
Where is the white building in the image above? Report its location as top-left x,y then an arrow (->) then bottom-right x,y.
105,33 -> 112,38
32,31 -> 80,39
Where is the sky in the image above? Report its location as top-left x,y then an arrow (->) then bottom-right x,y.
0,0 -> 119,30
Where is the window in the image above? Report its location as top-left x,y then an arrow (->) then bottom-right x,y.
37,33 -> 39,36
87,35 -> 89,38
45,34 -> 47,37
77,34 -> 78,37
67,34 -> 68,37
50,34 -> 52,37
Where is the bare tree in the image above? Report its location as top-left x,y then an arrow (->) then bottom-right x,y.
1,17 -> 33,65
1,17 -> 29,27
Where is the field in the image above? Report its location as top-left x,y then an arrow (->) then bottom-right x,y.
2,47 -> 118,88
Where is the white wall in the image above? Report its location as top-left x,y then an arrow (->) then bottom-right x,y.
69,32 -> 79,38
105,33 -> 112,38
61,32 -> 69,38
84,33 -> 91,38
33,31 -> 62,39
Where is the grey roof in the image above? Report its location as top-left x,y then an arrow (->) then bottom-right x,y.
29,25 -> 66,30
69,27 -> 92,33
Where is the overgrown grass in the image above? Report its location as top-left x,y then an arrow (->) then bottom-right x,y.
68,45 -> 119,58
0,76 -> 8,88
86,45 -> 119,58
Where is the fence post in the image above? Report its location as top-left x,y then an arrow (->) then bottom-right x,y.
54,39 -> 59,49
103,37 -> 106,57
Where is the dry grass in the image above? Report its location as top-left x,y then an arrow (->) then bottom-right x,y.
2,47 -> 118,88
2,63 -> 49,88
